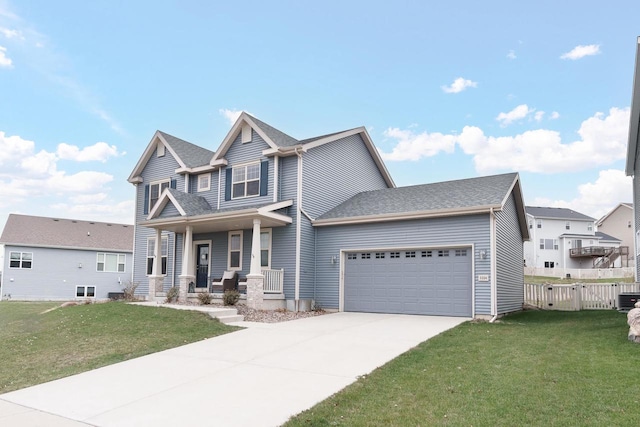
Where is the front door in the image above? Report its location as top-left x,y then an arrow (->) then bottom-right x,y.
196,244 -> 209,288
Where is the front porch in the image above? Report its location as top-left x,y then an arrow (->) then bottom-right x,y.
143,199 -> 293,310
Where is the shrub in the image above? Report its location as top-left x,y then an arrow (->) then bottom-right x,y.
122,280 -> 140,301
197,292 -> 212,305
223,290 -> 240,306
165,286 -> 180,303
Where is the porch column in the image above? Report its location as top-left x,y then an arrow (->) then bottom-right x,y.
247,218 -> 264,309
148,228 -> 164,301
179,225 -> 195,302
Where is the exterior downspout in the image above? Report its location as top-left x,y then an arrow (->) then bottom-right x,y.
172,233 -> 177,289
294,147 -> 303,311
489,207 -> 498,323
217,168 -> 222,210
132,183 -> 138,285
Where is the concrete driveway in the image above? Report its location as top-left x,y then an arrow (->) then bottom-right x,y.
0,312 -> 467,427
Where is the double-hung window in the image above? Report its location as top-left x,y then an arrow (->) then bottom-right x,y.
197,174 -> 210,192
76,286 -> 96,298
146,236 -> 168,275
232,163 -> 260,199
228,231 -> 243,270
9,251 -> 32,269
149,180 -> 170,212
97,253 -> 125,272
540,239 -> 558,250
260,229 -> 271,268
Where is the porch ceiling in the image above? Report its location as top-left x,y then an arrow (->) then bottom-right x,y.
140,200 -> 293,234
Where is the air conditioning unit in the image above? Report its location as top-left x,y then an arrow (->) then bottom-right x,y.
618,293 -> 640,311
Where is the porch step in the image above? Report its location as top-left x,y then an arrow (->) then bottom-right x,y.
214,314 -> 245,324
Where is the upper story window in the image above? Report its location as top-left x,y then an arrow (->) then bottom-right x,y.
565,221 -> 571,230
97,253 -> 125,272
242,124 -> 252,143
537,220 -> 542,229
587,223 -> 593,232
197,173 -> 210,192
528,220 -> 533,229
10,251 -> 32,269
149,180 -> 170,212
157,143 -> 165,157
232,163 -> 260,199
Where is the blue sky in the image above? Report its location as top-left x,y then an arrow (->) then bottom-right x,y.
0,0 -> 638,232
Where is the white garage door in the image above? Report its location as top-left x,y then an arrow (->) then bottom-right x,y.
344,248 -> 472,317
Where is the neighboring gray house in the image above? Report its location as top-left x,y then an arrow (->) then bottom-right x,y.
129,112 -> 529,319
0,214 -> 134,300
626,36 -> 640,281
597,203 -> 634,267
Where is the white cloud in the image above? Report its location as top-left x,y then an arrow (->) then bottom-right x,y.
560,44 -> 601,60
380,127 -> 456,161
441,77 -> 477,94
50,199 -> 135,225
550,111 -> 560,120
0,26 -> 20,38
496,104 -> 532,127
0,45 -> 12,67
534,111 -> 545,122
57,141 -> 122,162
507,50 -> 516,60
460,107 -> 629,173
219,108 -> 245,126
532,170 -> 631,219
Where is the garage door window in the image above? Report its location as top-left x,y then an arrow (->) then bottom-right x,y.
455,249 -> 467,256
390,252 -> 400,258
422,250 -> 432,257
438,250 -> 449,257
347,253 -> 357,260
375,252 -> 385,259
405,251 -> 416,258
361,253 -> 371,259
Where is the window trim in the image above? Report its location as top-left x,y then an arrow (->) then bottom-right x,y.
76,285 -> 96,299
197,173 -> 210,192
260,228 -> 272,269
96,253 -> 126,273
228,230 -> 243,271
149,179 -> 170,212
231,162 -> 261,199
565,221 -> 571,230
9,251 -> 33,269
146,236 -> 169,276
537,219 -> 542,229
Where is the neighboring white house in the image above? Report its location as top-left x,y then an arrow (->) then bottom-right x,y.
524,206 -> 627,270
597,203 -> 634,267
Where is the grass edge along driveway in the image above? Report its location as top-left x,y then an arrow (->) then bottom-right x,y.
286,310 -> 640,426
0,301 -> 238,394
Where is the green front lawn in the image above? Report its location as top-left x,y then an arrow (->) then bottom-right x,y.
286,310 -> 640,426
0,301 -> 238,394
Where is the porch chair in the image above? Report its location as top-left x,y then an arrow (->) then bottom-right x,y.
211,271 -> 238,293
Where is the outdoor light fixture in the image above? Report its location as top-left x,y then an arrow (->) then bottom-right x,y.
480,250 -> 487,260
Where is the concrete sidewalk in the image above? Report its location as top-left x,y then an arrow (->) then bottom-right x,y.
0,312 -> 467,427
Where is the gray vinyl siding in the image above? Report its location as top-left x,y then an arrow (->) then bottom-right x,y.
133,149 -> 184,294
2,245 -> 132,300
220,131 -> 275,210
302,134 -> 389,218
299,215 -> 315,299
189,171 -> 221,208
495,193 -> 524,314
159,203 -> 180,218
315,214 -> 491,314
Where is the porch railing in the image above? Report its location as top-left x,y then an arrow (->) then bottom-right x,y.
261,268 -> 284,294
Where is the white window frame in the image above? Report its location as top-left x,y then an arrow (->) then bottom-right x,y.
231,162 -> 260,199
97,253 -> 126,273
146,236 -> 169,276
587,223 -> 593,232
197,173 -> 210,192
76,285 -> 96,298
157,143 -> 165,157
9,251 -> 33,269
260,228 -> 272,269
565,221 -> 571,230
228,231 -> 243,271
537,219 -> 542,229
241,124 -> 252,143
149,179 -> 170,212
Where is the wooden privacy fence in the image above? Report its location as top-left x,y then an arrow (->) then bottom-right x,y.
524,283 -> 640,311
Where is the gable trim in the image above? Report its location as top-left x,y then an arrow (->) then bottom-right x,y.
210,112 -> 280,165
128,131 -> 188,183
148,188 -> 187,219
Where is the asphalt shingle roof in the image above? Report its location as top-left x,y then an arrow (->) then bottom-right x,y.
317,173 -> 518,220
0,214 -> 133,251
525,206 -> 595,221
158,131 -> 215,168
166,189 -> 212,216
246,114 -> 300,147
595,231 -> 621,241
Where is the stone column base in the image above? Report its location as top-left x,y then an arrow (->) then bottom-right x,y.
246,274 -> 264,310
148,276 -> 165,301
179,275 -> 196,302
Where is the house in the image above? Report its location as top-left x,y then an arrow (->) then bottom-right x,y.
128,112 -> 529,319
0,214 -> 134,300
597,203 -> 634,267
524,206 -> 626,270
625,36 -> 640,281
